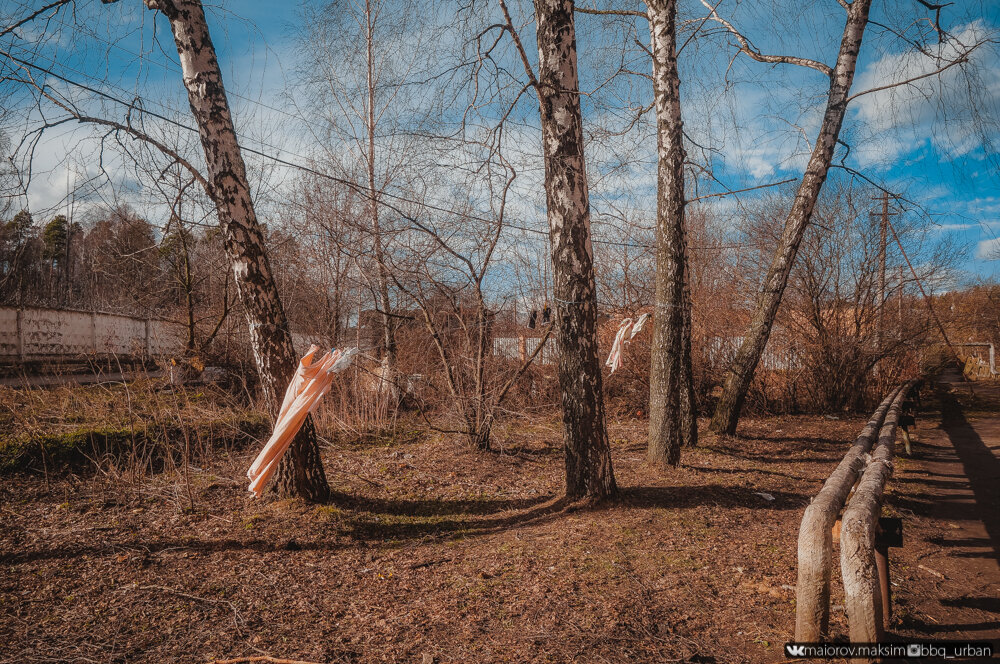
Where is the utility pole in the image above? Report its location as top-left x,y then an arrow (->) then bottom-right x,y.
877,192 -> 888,349
870,193 -> 898,353
898,264 -> 903,337
886,211 -> 961,364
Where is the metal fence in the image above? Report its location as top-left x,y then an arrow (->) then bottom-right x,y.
704,335 -> 804,372
492,336 -> 557,365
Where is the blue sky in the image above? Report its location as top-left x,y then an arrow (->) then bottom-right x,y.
2,0 -> 998,282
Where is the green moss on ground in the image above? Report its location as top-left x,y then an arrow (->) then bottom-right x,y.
0,416 -> 268,474
0,426 -> 138,473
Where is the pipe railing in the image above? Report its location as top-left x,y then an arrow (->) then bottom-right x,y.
840,382 -> 915,644
794,381 -> 917,642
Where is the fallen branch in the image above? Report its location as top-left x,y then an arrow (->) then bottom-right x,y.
917,564 -> 945,579
139,584 -> 243,635
206,657 -> 322,664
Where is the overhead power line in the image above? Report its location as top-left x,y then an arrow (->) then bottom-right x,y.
5,0 -> 330,135
2,47 -> 759,254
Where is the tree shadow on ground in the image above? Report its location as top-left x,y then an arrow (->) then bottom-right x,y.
764,435 -> 849,448
340,483 -> 809,543
0,535 -> 354,565
487,444 -> 562,458
895,617 -> 1000,633
3,469 -> 812,567
890,494 -> 982,523
894,476 -> 970,490
926,536 -> 994,549
940,596 -> 1000,613
701,446 -> 841,465
679,462 -> 815,484
616,485 -> 808,511
330,492 -> 554,517
935,386 -> 1000,562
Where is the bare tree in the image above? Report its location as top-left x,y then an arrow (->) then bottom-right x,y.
1,0 -> 331,498
498,0 -> 618,500
139,0 -> 329,501
287,175 -> 361,347
645,0 -> 696,465
0,129 -> 17,221
703,0 -> 873,434
704,0 -> 987,434
384,134 -> 553,450
296,0 -> 433,401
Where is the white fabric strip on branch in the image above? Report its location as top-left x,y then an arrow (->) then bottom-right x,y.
605,317 -> 634,374
630,312 -> 651,339
605,313 -> 653,374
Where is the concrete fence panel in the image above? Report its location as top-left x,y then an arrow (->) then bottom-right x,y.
0,306 -> 187,363
22,308 -> 94,358
0,309 -> 18,359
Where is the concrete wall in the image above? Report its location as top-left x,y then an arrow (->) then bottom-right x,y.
0,306 -> 187,363
0,306 -> 331,365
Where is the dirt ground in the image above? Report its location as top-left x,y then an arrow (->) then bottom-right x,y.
1,379 -> 998,663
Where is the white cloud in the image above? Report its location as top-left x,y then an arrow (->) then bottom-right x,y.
976,237 -> 1000,259
931,222 -> 976,232
680,80 -> 820,181
968,196 -> 1000,216
849,20 -> 1000,168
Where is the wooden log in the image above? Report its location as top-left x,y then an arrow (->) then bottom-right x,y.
794,384 -> 902,641
840,382 -> 914,652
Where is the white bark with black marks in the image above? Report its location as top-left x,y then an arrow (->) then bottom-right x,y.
646,0 -> 696,465
710,0 -> 873,435
143,0 -> 329,501
533,0 -> 617,501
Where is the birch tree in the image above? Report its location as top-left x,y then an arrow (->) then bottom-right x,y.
701,0 -> 989,434
700,0 -> 874,434
645,0 -> 696,465
296,0 -> 431,402
500,0 -> 618,500
0,129 -> 16,221
141,0 -> 329,500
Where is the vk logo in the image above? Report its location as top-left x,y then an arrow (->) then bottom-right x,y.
785,644 -> 807,657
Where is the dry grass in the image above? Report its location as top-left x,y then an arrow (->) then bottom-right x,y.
0,379 -> 268,509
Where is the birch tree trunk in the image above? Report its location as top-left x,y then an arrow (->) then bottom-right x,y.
363,0 -> 398,400
680,261 -> 698,447
709,0 -> 873,435
143,0 -> 330,501
534,0 -> 617,500
646,0 -> 694,464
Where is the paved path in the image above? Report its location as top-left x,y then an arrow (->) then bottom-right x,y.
890,372 -> 1000,650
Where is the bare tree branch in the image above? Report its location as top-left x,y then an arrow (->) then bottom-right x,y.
497,0 -> 538,88
844,47 -> 979,105
0,0 -> 74,39
688,177 -> 798,202
697,0 -> 834,77
575,6 -> 646,19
